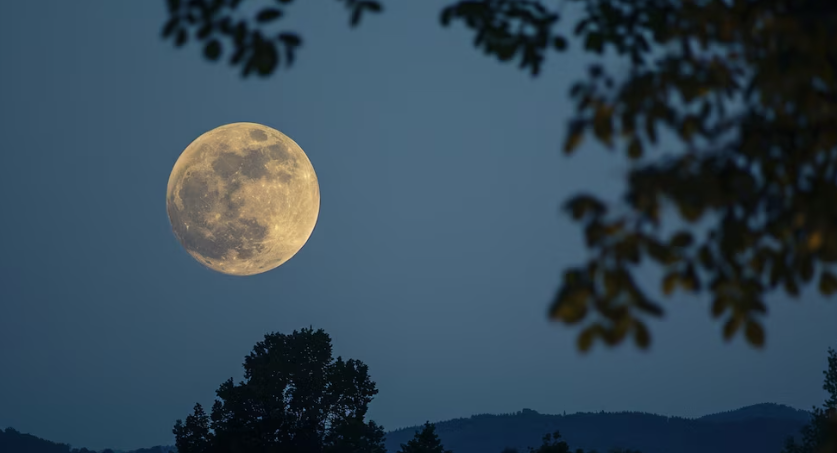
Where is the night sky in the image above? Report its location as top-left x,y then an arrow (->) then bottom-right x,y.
0,1 -> 835,451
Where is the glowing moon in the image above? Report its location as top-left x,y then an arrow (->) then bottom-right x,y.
166,122 -> 320,276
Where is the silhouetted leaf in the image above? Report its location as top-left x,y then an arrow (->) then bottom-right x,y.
633,321 -> 651,349
646,240 -> 678,265
820,270 -> 837,296
350,7 -> 363,27
670,231 -> 694,248
360,1 -> 382,13
577,325 -> 599,352
711,297 -> 727,318
553,36 -> 567,50
278,32 -> 301,46
627,136 -> 643,159
723,316 -> 744,341
563,120 -> 586,154
744,319 -> 765,347
699,245 -> 715,270
162,17 -> 179,38
175,28 -> 188,47
635,297 -> 664,317
785,277 -> 800,297
257,8 -> 283,22
549,288 -> 589,324
565,194 -> 606,220
204,39 -> 222,60
662,271 -> 678,295
584,32 -> 604,53
801,256 -> 815,283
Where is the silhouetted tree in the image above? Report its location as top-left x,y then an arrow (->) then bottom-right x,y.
782,347 -> 837,453
524,431 -> 577,453
514,431 -> 642,453
161,0 -> 837,352
172,327 -> 385,453
172,403 -> 214,453
323,415 -> 387,453
397,422 -> 453,453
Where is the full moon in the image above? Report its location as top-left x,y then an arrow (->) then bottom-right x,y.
166,122 -> 320,276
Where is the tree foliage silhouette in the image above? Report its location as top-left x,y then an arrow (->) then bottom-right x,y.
525,431 -> 576,453
172,327 -> 386,453
396,422 -> 453,453
499,430 -> 644,453
161,0 -> 837,351
782,347 -> 837,453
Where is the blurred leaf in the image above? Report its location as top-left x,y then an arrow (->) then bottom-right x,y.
278,32 -> 301,46
633,321 -> 651,349
662,272 -> 679,295
820,271 -> 837,296
564,120 -> 586,154
549,288 -> 590,324
204,39 -> 222,60
699,245 -> 715,270
785,277 -> 800,297
257,8 -> 283,23
646,240 -> 678,265
361,1 -> 383,12
350,7 -> 363,26
723,316 -> 742,341
711,297 -> 727,318
162,17 -> 179,38
634,297 -> 664,317
175,28 -> 188,47
565,194 -> 606,220
801,256 -> 815,283
670,231 -> 694,248
577,325 -> 599,352
585,32 -> 604,53
197,23 -> 213,39
744,319 -> 765,347
553,36 -> 567,50
627,136 -> 643,159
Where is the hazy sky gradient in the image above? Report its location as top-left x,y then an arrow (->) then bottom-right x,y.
0,1 -> 835,450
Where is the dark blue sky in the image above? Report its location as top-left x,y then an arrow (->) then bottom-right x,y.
0,1 -> 834,451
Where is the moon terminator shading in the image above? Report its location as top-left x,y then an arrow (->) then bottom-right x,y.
166,122 -> 320,276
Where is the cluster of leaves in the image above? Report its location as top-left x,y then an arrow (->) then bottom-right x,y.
546,0 -> 837,351
172,327 -> 386,453
161,0 -> 382,77
438,0 -> 569,76
781,348 -> 837,453
161,0 -> 837,351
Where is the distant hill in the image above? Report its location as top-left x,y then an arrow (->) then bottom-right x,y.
2,403 -> 810,453
0,429 -> 174,453
384,405 -> 810,453
698,402 -> 813,424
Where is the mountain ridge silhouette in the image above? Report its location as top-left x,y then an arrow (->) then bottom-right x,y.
1,403 -> 810,453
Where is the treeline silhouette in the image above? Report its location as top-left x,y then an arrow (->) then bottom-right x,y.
2,330 -> 834,453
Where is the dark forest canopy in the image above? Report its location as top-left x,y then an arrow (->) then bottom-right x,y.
160,0 -> 837,352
